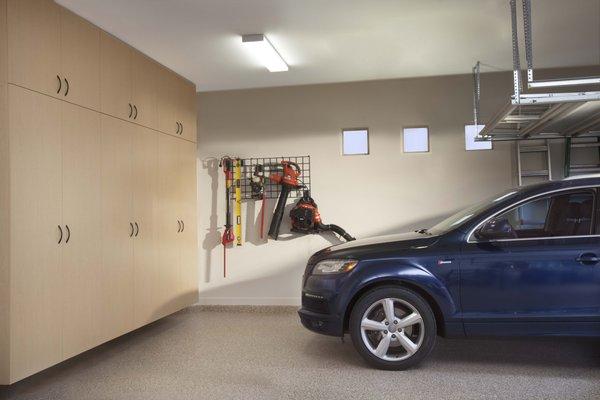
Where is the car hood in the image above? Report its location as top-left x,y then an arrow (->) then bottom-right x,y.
309,231 -> 440,262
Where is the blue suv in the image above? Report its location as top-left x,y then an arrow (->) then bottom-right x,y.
299,176 -> 600,369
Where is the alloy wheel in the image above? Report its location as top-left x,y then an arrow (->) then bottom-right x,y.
359,297 -> 425,361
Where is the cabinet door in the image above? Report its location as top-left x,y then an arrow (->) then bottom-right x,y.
7,0 -> 61,97
61,101 -> 102,359
131,53 -> 157,129
100,115 -> 134,341
8,85 -> 62,382
100,32 -> 132,121
156,67 -> 179,136
60,7 -> 100,110
132,126 -> 159,327
178,140 -> 198,308
156,134 -> 182,319
179,80 -> 197,143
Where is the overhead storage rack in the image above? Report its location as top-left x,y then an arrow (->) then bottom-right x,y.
472,0 -> 600,143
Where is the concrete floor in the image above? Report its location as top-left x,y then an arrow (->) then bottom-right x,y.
2,307 -> 599,400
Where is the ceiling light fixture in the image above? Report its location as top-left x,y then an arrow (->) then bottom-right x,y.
241,34 -> 288,72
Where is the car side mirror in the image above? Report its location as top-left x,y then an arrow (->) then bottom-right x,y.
475,217 -> 516,241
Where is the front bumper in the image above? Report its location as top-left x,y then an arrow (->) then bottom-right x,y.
298,308 -> 344,337
298,272 -> 349,337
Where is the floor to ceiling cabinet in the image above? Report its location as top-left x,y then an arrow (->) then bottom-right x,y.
2,0 -> 198,385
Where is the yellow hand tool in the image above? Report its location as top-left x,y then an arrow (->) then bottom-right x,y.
234,158 -> 242,246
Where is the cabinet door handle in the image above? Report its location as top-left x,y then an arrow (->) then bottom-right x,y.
177,220 -> 181,233
65,225 -> 71,243
130,222 -> 134,237
133,105 -> 138,120
64,78 -> 69,96
134,222 -> 139,237
175,122 -> 180,134
181,220 -> 184,232
58,225 -> 63,244
180,123 -> 184,135
56,75 -> 62,94
128,103 -> 133,118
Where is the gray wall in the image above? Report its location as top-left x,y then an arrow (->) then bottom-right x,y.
194,68 -> 593,305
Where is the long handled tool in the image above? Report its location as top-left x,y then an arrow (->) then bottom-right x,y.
219,157 -> 235,277
234,158 -> 243,246
250,164 -> 266,239
268,161 -> 302,240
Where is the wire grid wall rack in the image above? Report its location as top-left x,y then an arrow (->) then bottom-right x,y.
230,156 -> 311,200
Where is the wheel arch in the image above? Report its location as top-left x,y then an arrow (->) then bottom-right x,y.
343,279 -> 447,337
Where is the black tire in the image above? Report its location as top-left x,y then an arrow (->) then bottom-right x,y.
349,286 -> 437,370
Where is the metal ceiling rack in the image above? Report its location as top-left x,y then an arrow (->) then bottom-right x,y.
472,0 -> 600,143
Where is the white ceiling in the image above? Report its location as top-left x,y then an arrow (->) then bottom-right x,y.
57,0 -> 600,92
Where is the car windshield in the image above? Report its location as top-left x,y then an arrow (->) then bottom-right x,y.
426,188 -> 519,235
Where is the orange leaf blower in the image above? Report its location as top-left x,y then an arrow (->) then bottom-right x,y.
290,190 -> 355,242
268,161 -> 302,240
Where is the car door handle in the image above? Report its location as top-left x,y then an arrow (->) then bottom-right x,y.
575,253 -> 599,265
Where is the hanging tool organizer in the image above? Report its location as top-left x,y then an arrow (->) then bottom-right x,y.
218,154 -> 355,277
219,155 -> 311,277
228,156 -> 311,201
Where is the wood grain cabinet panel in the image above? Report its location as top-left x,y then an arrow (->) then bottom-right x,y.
178,140 -> 199,308
60,7 -> 100,110
61,101 -> 102,359
100,115 -> 135,342
132,127 -> 159,327
156,134 -> 183,319
156,67 -> 180,137
2,2 -> 198,385
131,54 -> 158,129
100,32 -> 132,121
8,85 -> 62,382
7,0 -> 61,97
179,81 -> 197,142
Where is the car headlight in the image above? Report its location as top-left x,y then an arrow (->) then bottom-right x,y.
312,259 -> 358,275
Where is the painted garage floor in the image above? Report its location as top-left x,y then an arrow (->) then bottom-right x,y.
2,307 -> 599,400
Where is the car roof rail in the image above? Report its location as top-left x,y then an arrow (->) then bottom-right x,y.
563,173 -> 600,181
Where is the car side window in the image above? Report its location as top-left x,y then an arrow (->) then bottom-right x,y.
478,190 -> 595,240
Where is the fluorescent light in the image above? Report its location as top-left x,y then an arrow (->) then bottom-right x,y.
241,34 -> 288,72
